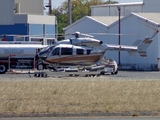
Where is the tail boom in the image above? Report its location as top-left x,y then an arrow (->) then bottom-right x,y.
105,38 -> 152,57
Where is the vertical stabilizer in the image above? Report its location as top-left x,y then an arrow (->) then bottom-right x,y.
128,39 -> 142,56
137,38 -> 152,57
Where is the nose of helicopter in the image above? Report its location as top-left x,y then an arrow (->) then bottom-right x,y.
35,53 -> 47,60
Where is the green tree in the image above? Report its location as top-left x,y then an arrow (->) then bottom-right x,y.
52,0 -> 118,39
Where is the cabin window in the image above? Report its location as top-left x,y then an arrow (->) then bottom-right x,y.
52,48 -> 59,55
61,48 -> 72,55
76,49 -> 84,55
87,49 -> 91,55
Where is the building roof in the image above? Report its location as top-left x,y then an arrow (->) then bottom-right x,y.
90,16 -> 123,26
63,16 -> 123,31
64,13 -> 160,32
135,13 -> 160,25
91,2 -> 143,8
109,12 -> 160,28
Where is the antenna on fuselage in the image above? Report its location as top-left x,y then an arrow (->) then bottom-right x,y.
72,31 -> 80,38
71,31 -> 94,38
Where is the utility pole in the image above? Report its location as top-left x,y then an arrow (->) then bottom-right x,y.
49,0 -> 52,15
45,0 -> 52,15
68,0 -> 72,25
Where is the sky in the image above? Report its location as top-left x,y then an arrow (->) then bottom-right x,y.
44,0 -> 143,8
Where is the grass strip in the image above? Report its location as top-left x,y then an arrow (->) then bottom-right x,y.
0,79 -> 160,114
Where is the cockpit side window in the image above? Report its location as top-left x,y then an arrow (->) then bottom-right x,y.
61,48 -> 72,55
77,49 -> 84,55
52,48 -> 60,55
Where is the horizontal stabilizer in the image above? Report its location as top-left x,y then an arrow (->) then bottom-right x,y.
138,51 -> 147,57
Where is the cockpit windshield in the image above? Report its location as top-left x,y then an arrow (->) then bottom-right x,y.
39,45 -> 55,56
41,45 -> 55,51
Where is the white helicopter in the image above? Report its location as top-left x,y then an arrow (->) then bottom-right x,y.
36,31 -> 153,71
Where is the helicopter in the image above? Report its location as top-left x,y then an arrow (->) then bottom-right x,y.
36,31 -> 153,71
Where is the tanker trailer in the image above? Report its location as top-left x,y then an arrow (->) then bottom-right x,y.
0,44 -> 47,74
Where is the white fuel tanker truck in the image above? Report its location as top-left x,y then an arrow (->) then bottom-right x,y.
0,42 -> 47,74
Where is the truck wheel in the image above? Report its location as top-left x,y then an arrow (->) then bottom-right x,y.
115,70 -> 118,74
100,71 -> 105,75
0,65 -> 7,74
111,72 -> 115,75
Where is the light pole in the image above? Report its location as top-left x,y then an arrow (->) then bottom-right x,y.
117,6 -> 121,66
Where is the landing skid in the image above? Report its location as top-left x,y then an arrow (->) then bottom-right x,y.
33,71 -> 101,78
34,64 -> 116,78
34,71 -> 48,77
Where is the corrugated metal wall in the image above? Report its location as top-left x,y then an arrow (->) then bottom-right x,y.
0,0 -> 15,25
91,0 -> 160,16
15,0 -> 44,15
143,0 -> 160,12
91,3 -> 143,16
14,14 -> 56,25
107,15 -> 159,70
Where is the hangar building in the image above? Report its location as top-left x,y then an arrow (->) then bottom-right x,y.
91,0 -> 160,16
63,0 -> 160,70
63,12 -> 160,70
0,0 -> 57,45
